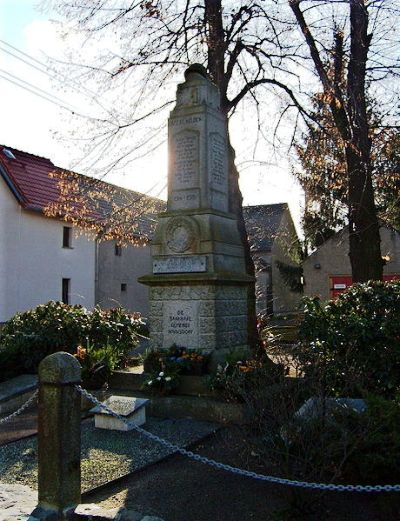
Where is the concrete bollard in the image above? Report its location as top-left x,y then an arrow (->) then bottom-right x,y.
32,352 -> 82,520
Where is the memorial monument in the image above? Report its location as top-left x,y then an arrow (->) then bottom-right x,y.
140,64 -> 253,362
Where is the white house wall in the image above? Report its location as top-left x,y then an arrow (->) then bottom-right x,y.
0,176 -> 96,322
96,241 -> 151,316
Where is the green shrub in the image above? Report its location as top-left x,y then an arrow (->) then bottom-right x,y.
296,281 -> 400,397
278,394 -> 400,485
0,301 -> 142,381
75,343 -> 126,389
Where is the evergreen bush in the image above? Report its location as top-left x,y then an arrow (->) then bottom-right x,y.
0,301 -> 142,381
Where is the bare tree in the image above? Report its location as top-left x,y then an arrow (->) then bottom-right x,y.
46,0 -> 308,346
45,0 -> 400,320
289,0 -> 400,281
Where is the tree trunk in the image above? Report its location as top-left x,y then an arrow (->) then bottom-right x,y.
346,0 -> 383,281
205,0 -> 258,348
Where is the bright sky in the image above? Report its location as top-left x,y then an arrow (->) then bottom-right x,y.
0,0 -> 304,230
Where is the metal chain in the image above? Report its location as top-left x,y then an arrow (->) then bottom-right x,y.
76,385 -> 400,493
0,390 -> 38,425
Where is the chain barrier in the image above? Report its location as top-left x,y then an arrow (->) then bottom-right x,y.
76,385 -> 400,493
0,390 -> 38,425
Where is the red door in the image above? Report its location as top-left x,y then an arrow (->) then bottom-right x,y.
330,274 -> 400,299
330,276 -> 353,299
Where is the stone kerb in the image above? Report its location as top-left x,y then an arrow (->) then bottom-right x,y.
32,352 -> 82,520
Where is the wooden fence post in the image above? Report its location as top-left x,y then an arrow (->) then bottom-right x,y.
32,352 -> 81,520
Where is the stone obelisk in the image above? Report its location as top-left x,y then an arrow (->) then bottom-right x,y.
140,64 -> 253,360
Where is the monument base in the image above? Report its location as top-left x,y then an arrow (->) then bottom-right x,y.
140,274 -> 252,354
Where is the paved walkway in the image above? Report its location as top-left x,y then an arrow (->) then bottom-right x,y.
0,482 -> 37,521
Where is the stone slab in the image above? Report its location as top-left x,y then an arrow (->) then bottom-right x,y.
163,300 -> 200,349
153,255 -> 207,274
0,418 -> 218,492
94,407 -> 146,432
0,482 -> 37,521
71,504 -> 145,520
90,396 -> 148,417
296,397 -> 367,421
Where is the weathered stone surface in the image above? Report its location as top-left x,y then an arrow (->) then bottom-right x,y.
0,482 -> 37,520
153,255 -> 207,274
39,352 -> 81,384
140,65 -> 252,353
36,352 -> 81,514
67,504 -> 147,520
147,284 -> 248,351
296,397 -> 367,421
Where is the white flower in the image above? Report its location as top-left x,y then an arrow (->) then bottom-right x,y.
165,376 -> 172,382
157,377 -> 161,381
159,372 -> 164,377
147,380 -> 153,386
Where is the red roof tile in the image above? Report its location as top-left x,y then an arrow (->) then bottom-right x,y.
0,145 -> 61,211
0,145 -> 165,240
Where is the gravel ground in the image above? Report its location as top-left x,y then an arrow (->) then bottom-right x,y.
0,417 -> 217,492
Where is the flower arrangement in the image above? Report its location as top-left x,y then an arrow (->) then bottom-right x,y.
143,345 -> 209,376
166,345 -> 208,375
143,369 -> 180,395
74,342 -> 123,389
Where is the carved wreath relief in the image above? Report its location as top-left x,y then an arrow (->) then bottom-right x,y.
165,217 -> 197,253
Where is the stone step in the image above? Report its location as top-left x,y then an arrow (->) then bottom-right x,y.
106,388 -> 247,425
0,374 -> 37,415
109,370 -> 214,397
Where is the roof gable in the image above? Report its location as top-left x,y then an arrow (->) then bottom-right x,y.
0,145 -> 164,240
243,203 -> 290,252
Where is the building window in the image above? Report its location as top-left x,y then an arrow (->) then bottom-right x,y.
63,227 -> 72,248
121,283 -> 127,292
115,243 -> 122,256
62,278 -> 70,304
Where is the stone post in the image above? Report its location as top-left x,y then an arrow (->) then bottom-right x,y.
32,352 -> 82,520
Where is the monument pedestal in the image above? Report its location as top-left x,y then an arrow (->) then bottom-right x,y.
140,65 -> 253,359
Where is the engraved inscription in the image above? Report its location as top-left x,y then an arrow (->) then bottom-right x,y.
210,133 -> 226,189
164,301 -> 199,348
170,116 -> 202,126
172,130 -> 199,190
153,255 -> 207,274
170,189 -> 199,210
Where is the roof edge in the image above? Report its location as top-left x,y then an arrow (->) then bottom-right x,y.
0,162 -> 26,206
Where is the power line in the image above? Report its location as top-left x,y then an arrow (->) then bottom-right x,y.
0,68 -> 80,112
0,39 -> 103,104
0,72 -> 82,113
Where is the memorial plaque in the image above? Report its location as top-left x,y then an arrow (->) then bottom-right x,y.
164,301 -> 199,348
172,129 -> 199,191
170,189 -> 200,210
210,133 -> 227,190
153,255 -> 207,274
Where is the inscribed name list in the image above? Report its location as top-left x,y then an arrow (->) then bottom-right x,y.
172,129 -> 199,191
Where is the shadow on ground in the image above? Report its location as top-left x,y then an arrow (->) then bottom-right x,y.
84,427 -> 400,521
